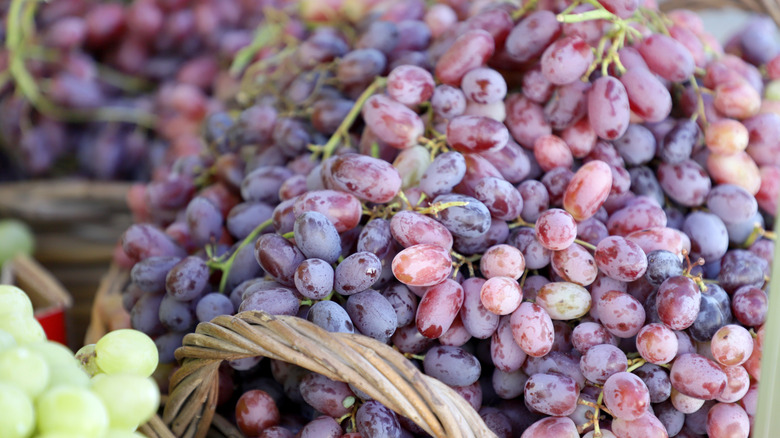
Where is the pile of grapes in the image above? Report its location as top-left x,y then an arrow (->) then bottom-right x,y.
117,0 -> 780,436
0,285 -> 160,438
0,0 -> 298,180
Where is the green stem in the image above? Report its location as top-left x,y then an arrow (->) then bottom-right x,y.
626,358 -> 647,373
318,76 -> 387,160
557,8 -> 615,23
575,239 -> 597,251
210,218 -> 273,293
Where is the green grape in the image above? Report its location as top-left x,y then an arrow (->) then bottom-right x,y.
48,363 -> 91,389
95,330 -> 158,377
36,386 -> 109,438
27,341 -> 76,366
91,373 -> 160,430
0,285 -> 34,318
75,344 -> 100,377
0,219 -> 35,267
0,346 -> 50,398
0,381 -> 34,438
0,329 -> 17,352
0,314 -> 46,345
103,430 -> 147,438
34,434 -> 83,438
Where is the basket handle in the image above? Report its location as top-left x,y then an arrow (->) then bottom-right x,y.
164,311 -> 497,438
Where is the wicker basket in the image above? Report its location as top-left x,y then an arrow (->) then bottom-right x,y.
0,180 -> 133,348
150,311 -> 497,438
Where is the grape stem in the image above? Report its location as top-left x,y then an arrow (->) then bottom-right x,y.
626,358 -> 646,373
207,218 -> 273,293
5,0 -> 156,128
451,250 -> 482,278
512,0 -> 539,20
313,76 -> 388,161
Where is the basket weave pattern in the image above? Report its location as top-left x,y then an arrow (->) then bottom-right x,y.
163,311 -> 497,438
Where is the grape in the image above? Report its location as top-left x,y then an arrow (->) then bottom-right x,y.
517,180 -> 550,223
473,177 -> 524,221
308,300 -> 354,334
550,243 -> 598,286
717,365 -> 751,403
0,347 -> 49,398
657,158 -> 711,207
416,279 -> 464,338
196,293 -> 235,323
334,251 -> 382,296
580,344 -> 628,385
300,373 -> 355,417
535,282 -> 591,320
522,64 -> 555,104
389,210 -> 453,250
626,227 -> 685,258
603,372 -> 651,420
159,294 -> 195,331
706,119 -> 749,155
293,190 -> 363,233
506,94 -> 553,148
479,244 -> 525,280
505,11 -> 561,63
545,80 -> 591,131
520,416 -> 578,438
446,115 -> 509,154
595,236 -> 648,282
423,345 -> 481,387
491,315 -> 527,372
241,167 -> 293,205
670,353 -> 727,400
707,403 -> 750,438
461,67 -> 507,104
540,36 -> 594,85
572,322 -> 618,354
355,400 -> 402,438
239,286 -> 300,316
345,290 -> 397,343
636,323 -> 678,364
510,302 -> 554,357
656,276 -> 700,331
644,250 -> 684,286
689,283 -> 733,343
682,211 -> 729,262
326,155 -> 406,207
714,80 -> 761,120
638,33 -> 695,82
718,250 -> 767,293
299,416 -> 342,438
708,150 -> 762,194
588,76 -> 630,140
430,85 -> 467,120
255,234 -> 305,286
95,329 -> 158,377
37,386 -> 109,437
480,276 -> 523,316
620,68 -> 673,123
710,325 -> 753,367
611,412 -> 668,438
294,211 -> 342,264
338,49 -> 387,88
91,374 -> 160,430
534,208 -> 577,251
634,363 -> 673,403
433,194 -> 492,238
392,244 -> 451,287
533,134 -> 573,172
562,160 -> 612,221
731,286 -> 768,327
598,289 -> 645,338
524,373 -> 579,416
121,224 -> 187,261
434,29 -> 495,86
0,382 -> 34,438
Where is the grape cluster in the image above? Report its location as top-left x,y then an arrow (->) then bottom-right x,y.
0,285 -> 160,438
0,0 -> 299,180
117,1 -> 779,437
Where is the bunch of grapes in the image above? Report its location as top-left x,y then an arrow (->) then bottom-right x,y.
0,285 -> 160,438
116,0 -> 780,436
0,0 -> 301,180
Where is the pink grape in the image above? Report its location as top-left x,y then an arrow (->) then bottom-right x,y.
534,208 -> 577,251
603,372 -> 651,420
510,301 -> 554,357
391,244 -> 452,287
588,76 -> 630,140
415,279 -> 464,339
563,160 -> 613,221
